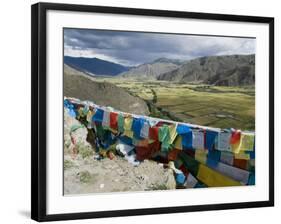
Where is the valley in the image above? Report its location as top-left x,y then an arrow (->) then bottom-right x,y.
92,77 -> 255,131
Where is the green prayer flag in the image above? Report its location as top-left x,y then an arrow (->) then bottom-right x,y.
117,114 -> 124,132
158,125 -> 170,142
178,151 -> 200,176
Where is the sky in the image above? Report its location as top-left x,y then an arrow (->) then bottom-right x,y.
64,28 -> 256,66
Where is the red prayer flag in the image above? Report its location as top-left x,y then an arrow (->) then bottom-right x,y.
149,126 -> 159,140
168,148 -> 181,161
110,112 -> 118,130
230,130 -> 241,145
233,158 -> 248,170
179,164 -> 190,177
136,140 -> 160,161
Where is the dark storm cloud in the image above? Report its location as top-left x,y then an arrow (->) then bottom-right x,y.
64,28 -> 255,66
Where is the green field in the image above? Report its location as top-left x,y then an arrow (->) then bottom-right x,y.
92,77 -> 255,131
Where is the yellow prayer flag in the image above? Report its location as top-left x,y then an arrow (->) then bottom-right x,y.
195,149 -> 207,164
124,130 -> 134,138
173,135 -> 182,150
231,142 -> 240,154
231,132 -> 255,154
86,110 -> 94,123
124,117 -> 133,131
77,107 -> 84,119
197,164 -> 242,187
169,124 -> 178,144
234,152 -> 250,160
239,133 -> 255,152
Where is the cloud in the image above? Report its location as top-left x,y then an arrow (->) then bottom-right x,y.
64,28 -> 255,66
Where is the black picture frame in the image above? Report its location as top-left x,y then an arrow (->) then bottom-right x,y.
31,2 -> 274,222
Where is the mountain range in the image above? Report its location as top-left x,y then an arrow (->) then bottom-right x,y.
64,54 -> 255,86
157,54 -> 255,86
64,56 -> 130,76
119,58 -> 181,80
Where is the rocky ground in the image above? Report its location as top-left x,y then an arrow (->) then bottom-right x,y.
63,108 -> 176,195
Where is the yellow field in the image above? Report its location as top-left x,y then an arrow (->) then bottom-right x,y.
92,77 -> 255,131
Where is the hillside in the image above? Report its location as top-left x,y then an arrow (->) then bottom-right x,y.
157,54 -> 255,86
64,64 -> 149,115
120,58 -> 181,80
64,56 -> 130,76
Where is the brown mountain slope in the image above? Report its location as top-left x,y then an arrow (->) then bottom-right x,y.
120,58 -> 180,80
64,64 -> 150,115
158,54 -> 255,86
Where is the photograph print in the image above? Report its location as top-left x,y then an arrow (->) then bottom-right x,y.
63,28 -> 255,195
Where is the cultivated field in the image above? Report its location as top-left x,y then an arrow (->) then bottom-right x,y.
92,77 -> 255,131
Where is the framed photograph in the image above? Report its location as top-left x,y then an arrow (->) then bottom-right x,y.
31,2 -> 274,222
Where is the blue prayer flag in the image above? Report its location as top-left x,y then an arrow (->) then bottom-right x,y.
177,124 -> 193,149
132,117 -> 145,139
205,130 -> 218,151
93,108 -> 104,123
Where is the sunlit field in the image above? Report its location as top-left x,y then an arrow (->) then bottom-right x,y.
92,77 -> 255,131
